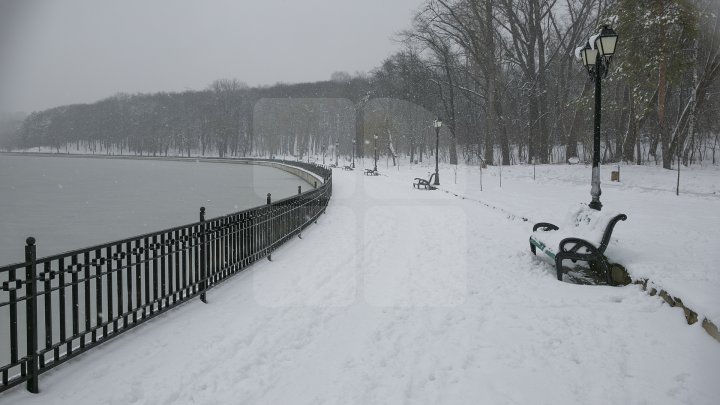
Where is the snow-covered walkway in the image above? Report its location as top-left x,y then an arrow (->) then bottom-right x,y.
4,165 -> 719,405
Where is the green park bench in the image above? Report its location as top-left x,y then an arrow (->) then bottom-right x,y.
529,205 -> 627,285
412,173 -> 437,190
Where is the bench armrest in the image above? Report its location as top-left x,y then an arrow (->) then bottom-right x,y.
533,222 -> 559,232
558,237 -> 601,256
598,214 -> 627,253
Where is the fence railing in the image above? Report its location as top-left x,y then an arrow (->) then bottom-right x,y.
0,158 -> 332,394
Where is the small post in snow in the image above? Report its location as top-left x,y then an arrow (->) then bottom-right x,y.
676,154 -> 681,196
533,157 -> 536,181
479,162 -> 483,192
499,162 -> 502,188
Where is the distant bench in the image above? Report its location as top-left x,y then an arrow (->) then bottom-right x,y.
364,169 -> 379,176
529,206 -> 627,285
413,173 -> 437,190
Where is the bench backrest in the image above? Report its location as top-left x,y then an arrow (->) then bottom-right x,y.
565,206 -> 627,253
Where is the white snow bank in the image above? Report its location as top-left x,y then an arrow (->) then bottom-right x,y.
412,161 -> 720,326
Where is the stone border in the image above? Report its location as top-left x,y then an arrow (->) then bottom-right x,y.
634,279 -> 720,342
240,160 -> 324,187
0,152 -> 324,189
611,265 -> 719,343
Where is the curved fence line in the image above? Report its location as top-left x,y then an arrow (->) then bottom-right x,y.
0,158 -> 332,394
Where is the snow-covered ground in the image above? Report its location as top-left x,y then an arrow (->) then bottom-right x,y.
3,159 -> 719,405
408,160 -> 720,327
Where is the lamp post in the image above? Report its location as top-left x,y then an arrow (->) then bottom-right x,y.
373,134 -> 378,172
577,25 -> 618,211
352,139 -> 356,168
322,144 -> 326,165
433,118 -> 442,185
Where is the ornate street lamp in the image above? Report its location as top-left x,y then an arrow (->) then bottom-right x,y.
577,25 -> 618,211
373,134 -> 378,172
433,118 -> 442,185
352,139 -> 356,168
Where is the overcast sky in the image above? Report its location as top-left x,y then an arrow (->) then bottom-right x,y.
0,0 -> 426,114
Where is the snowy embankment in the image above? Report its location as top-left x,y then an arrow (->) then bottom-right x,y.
4,161 -> 719,405
410,161 -> 720,328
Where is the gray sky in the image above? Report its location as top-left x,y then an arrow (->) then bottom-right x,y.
0,0 -> 426,114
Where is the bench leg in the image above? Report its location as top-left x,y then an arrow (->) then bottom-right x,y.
530,241 -> 536,255
589,258 -> 613,286
600,259 -> 612,286
555,254 -> 564,281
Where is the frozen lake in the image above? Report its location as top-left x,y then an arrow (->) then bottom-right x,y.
0,155 -> 310,265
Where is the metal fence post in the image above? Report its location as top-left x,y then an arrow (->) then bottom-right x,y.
266,194 -> 272,261
25,237 -> 39,393
199,207 -> 207,304
298,185 -> 302,195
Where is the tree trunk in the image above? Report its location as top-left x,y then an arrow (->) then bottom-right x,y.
565,80 -> 591,161
622,86 -> 638,162
658,5 -> 671,169
533,0 -> 549,163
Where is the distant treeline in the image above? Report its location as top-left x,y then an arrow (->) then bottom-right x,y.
4,0 -> 720,167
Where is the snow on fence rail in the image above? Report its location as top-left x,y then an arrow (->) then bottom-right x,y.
0,158 -> 332,394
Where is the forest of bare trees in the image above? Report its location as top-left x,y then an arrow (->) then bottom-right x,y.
2,0 -> 719,168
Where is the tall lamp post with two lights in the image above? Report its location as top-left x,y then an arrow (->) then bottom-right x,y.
433,118 -> 442,186
576,25 -> 619,211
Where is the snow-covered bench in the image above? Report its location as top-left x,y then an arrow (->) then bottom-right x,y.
364,169 -> 379,176
529,205 -> 627,285
413,173 -> 437,190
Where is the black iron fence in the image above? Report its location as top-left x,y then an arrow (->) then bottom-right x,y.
0,158 -> 332,394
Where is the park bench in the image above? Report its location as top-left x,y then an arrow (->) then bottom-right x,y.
529,205 -> 627,285
364,169 -> 379,176
413,173 -> 437,190
343,165 -> 354,171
